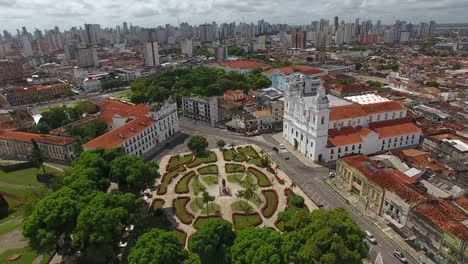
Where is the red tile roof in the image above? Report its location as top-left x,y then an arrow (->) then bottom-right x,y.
327,126 -> 370,147
413,198 -> 468,241
387,184 -> 425,205
263,65 -> 323,75
371,121 -> 421,138
97,99 -> 149,125
218,60 -> 269,69
360,101 -> 406,115
329,104 -> 368,121
0,131 -> 75,145
454,196 -> 468,212
82,116 -> 155,149
329,84 -> 375,96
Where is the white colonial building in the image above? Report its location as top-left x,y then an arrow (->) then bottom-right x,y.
283,74 -> 422,162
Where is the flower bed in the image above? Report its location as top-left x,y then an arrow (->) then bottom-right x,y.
157,168 -> 180,195
237,146 -> 260,158
173,197 -> 195,224
247,167 -> 272,187
173,228 -> 187,246
225,163 -> 245,173
223,149 -> 247,162
187,151 -> 217,168
261,189 -> 279,218
167,154 -> 194,171
151,198 -> 165,211
232,212 -> 263,230
246,158 -> 262,167
193,215 -> 224,229
175,171 -> 196,194
197,164 -> 219,175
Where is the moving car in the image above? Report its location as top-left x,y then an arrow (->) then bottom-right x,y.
365,230 -> 377,244
279,144 -> 285,149
393,250 -> 408,263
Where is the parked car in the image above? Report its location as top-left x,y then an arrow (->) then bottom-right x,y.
279,144 -> 285,149
393,250 -> 408,263
272,147 -> 279,152
365,230 -> 377,244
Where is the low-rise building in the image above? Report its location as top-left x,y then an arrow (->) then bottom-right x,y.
423,132 -> 468,162
253,110 -> 273,131
0,60 -> 23,82
216,60 -> 270,74
0,131 -> 77,162
4,81 -> 71,106
82,78 -> 102,93
182,95 -> 218,126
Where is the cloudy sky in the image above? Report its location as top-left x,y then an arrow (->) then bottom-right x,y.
0,0 -> 467,32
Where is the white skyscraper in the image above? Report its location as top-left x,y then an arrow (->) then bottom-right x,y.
181,38 -> 192,57
145,41 -> 159,67
21,35 -> 33,56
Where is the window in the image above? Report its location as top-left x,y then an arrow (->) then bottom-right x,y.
331,149 -> 334,154
338,147 -> 341,153
359,144 -> 362,149
352,145 -> 355,150
389,138 -> 392,143
321,116 -> 325,124
400,111 -> 403,117
345,146 -> 348,152
392,112 -> 395,118
377,114 -> 380,121
382,139 -> 386,144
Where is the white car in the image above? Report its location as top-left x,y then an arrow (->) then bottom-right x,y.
365,230 -> 377,244
393,250 -> 408,263
279,144 -> 285,149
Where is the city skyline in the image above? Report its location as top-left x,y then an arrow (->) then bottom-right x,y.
1,0 -> 468,32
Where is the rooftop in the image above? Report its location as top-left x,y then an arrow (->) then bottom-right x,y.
263,65 -> 323,75
97,99 -> 149,125
0,130 -> 75,145
345,93 -> 390,105
218,60 -> 269,69
329,100 -> 406,121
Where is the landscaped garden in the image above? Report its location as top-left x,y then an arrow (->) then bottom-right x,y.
153,140 -> 315,247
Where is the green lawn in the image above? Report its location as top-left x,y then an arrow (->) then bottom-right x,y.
0,167 -> 48,186
109,90 -> 132,102
223,150 -> 247,162
246,158 -> 263,167
157,168 -> 180,194
237,146 -> 260,158
202,176 -> 218,186
227,174 -> 256,189
233,213 -> 262,230
225,163 -> 245,173
152,199 -> 165,210
247,168 -> 271,187
173,198 -> 194,224
261,190 -> 278,218
231,201 -> 253,212
187,152 -> 217,168
0,221 -> 22,237
175,171 -> 196,194
200,203 -> 221,215
191,177 -> 206,194
167,154 -> 194,170
193,216 -> 224,229
0,247 -> 40,264
189,197 -> 204,213
0,187 -> 31,198
197,165 -> 218,175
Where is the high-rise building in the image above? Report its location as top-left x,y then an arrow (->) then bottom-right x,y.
291,29 -> 306,49
0,60 -> 23,81
181,38 -> 192,57
354,18 -> 360,35
85,24 -> 100,45
21,35 -> 33,56
214,45 -> 228,62
428,20 -> 436,36
334,16 -> 339,32
418,22 -> 429,37
343,23 -> 354,44
123,22 -> 129,34
376,20 -> 382,34
144,32 -> 159,67
77,47 -> 99,67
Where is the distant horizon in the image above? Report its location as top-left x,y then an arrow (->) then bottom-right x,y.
1,0 -> 468,33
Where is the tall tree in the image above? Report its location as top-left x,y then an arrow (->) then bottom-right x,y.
231,227 -> 283,264
189,219 -> 235,264
216,139 -> 226,149
128,229 -> 188,264
110,155 -> 158,194
187,135 -> 208,154
31,139 -> 46,174
201,190 -> 215,216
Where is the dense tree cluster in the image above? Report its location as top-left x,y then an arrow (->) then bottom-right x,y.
193,47 -> 213,57
377,63 -> 400,72
227,46 -> 245,56
246,54 -> 292,68
101,79 -> 127,90
22,147 -> 158,262
130,67 -> 271,104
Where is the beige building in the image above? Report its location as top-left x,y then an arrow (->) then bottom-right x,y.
5,81 -> 71,106
0,131 -> 77,162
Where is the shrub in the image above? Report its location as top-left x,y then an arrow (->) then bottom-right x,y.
173,197 -> 195,224
175,171 -> 196,194
232,212 -> 262,229
247,167 -> 271,187
225,163 -> 245,173
197,165 -> 218,175
261,190 -> 279,218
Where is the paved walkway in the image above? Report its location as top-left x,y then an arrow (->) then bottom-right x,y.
271,133 -> 323,168
151,144 -> 318,246
0,181 -> 39,189
325,177 -> 435,264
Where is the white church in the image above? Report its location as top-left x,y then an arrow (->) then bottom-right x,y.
283,74 -> 422,162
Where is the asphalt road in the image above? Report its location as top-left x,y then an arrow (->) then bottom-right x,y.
174,119 -> 409,264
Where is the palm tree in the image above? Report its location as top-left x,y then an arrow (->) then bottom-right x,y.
236,189 -> 247,211
201,190 -> 215,216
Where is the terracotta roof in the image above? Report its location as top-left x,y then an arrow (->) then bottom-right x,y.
253,110 -> 272,117
371,121 -> 420,138
454,196 -> 468,212
218,60 -> 269,69
327,126 -> 369,147
82,116 -> 155,149
413,199 -> 468,241
429,133 -> 468,144
0,131 -> 75,145
360,101 -> 406,115
97,99 -> 149,125
263,65 -> 323,75
330,84 -> 375,96
387,184 -> 425,205
329,104 -> 368,121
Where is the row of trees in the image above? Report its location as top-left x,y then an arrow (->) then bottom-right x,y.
101,79 -> 127,90
130,67 -> 272,104
22,148 -> 158,262
128,208 -> 368,264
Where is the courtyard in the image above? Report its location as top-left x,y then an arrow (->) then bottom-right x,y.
152,144 -> 317,246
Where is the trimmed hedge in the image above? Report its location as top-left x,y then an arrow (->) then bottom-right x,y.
247,167 -> 271,187
197,164 -> 218,175
223,149 -> 247,162
261,189 -> 279,218
151,198 -> 165,211
237,146 -> 260,158
157,168 -> 180,195
173,197 -> 195,224
187,151 -> 217,168
175,171 -> 196,194
193,215 -> 224,229
225,163 -> 245,173
232,212 -> 263,230
166,154 -> 194,171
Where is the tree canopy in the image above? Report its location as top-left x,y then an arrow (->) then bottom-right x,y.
110,155 -> 158,194
189,219 -> 235,264
231,227 -> 283,264
187,135 -> 209,154
128,228 -> 188,264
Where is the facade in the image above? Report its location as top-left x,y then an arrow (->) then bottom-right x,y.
0,60 -> 23,82
4,81 -> 71,106
253,110 -> 273,131
283,74 -> 421,162
263,65 -> 325,91
77,47 -> 99,68
144,41 -> 160,67
181,38 -> 193,57
82,99 -> 179,158
217,60 -> 269,74
0,131 -> 77,162
291,29 -> 306,49
82,78 -> 101,93
422,133 -> 468,162
214,46 -> 228,62
182,95 -> 218,126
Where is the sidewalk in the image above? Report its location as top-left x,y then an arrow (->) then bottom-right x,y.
325,178 -> 435,264
270,133 -> 323,168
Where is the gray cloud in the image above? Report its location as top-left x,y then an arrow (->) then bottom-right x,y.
0,0 -> 466,32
